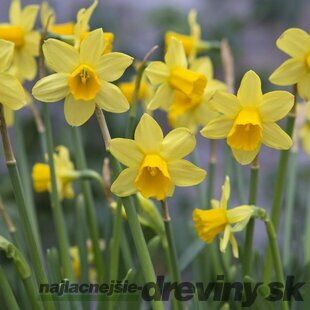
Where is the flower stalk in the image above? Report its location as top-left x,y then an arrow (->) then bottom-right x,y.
243,155 -> 259,277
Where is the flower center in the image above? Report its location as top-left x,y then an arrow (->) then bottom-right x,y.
165,32 -> 195,56
0,25 -> 25,48
68,64 -> 101,101
170,66 -> 207,98
135,154 -> 171,200
227,108 -> 262,151
193,208 -> 228,243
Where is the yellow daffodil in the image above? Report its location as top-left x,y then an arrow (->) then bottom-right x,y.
32,29 -> 133,126
300,102 -> 310,154
165,10 -> 213,62
145,38 -> 207,111
41,1 -> 74,36
110,113 -> 206,200
74,0 -> 114,54
193,177 -> 253,258
168,56 -> 227,132
201,70 -> 293,165
0,39 -> 26,112
32,146 -> 75,200
269,28 -> 310,100
0,0 -> 40,81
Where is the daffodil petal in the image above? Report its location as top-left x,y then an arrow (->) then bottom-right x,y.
24,31 -> 40,56
297,73 -> 310,101
9,0 -> 21,25
145,61 -> 170,85
165,38 -> 187,69
190,57 -> 213,79
13,48 -> 37,81
209,91 -> 241,117
80,29 -> 105,66
269,58 -> 307,86
111,167 -> 137,197
134,114 -> 163,153
32,73 -> 70,102
262,123 -> 292,150
64,94 -> 96,126
227,205 -> 253,227
276,28 -> 310,58
232,146 -> 260,165
109,138 -> 143,168
168,159 -> 206,186
200,116 -> 233,139
21,5 -> 39,31
230,234 -> 239,258
0,39 -> 14,71
259,91 -> 294,122
237,70 -> 262,107
161,128 -> 196,160
0,73 -> 26,110
147,83 -> 174,111
96,52 -> 133,82
43,39 -> 80,73
220,225 -> 231,253
96,81 -> 129,113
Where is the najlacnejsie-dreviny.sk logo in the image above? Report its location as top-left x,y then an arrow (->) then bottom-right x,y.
39,275 -> 305,307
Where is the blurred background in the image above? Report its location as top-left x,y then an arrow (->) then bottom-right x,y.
0,0 -> 309,283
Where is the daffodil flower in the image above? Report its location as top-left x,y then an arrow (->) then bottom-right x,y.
32,146 -> 75,200
0,39 -> 26,111
269,28 -> 310,100
145,38 -> 207,111
32,29 -> 133,126
193,177 -> 253,258
41,1 -> 74,36
110,114 -> 206,200
165,10 -> 213,63
168,56 -> 227,132
0,0 -> 40,81
201,70 -> 294,165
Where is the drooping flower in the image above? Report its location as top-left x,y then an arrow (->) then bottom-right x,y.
193,176 -> 253,258
145,38 -> 207,111
74,0 -> 114,54
32,29 -> 133,126
0,0 -> 40,81
0,39 -> 26,112
168,56 -> 227,132
269,28 -> 310,100
165,10 -> 216,63
32,146 -> 75,200
201,70 -> 293,165
41,1 -> 74,36
110,114 -> 206,200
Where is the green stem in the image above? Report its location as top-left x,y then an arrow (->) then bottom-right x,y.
0,265 -> 19,310
263,103 -> 296,282
161,200 -> 183,310
23,277 -> 43,310
14,113 -> 42,248
243,156 -> 259,277
41,104 -> 74,280
71,127 -> 105,282
283,150 -> 298,269
254,208 -> 289,310
206,140 -> 217,209
0,104 -> 55,309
